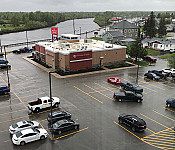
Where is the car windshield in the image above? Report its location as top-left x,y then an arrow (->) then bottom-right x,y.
27,121 -> 34,125
54,122 -> 60,128
151,73 -> 156,77
16,131 -> 22,138
33,128 -> 40,133
132,84 -> 139,88
12,124 -> 18,128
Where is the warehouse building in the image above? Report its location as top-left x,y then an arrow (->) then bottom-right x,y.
35,34 -> 126,72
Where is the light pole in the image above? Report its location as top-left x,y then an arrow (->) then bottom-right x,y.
26,30 -> 28,47
4,46 -> 10,88
49,71 -> 56,134
136,43 -> 141,84
80,27 -> 81,39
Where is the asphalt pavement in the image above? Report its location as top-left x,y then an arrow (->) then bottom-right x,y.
0,52 -> 175,150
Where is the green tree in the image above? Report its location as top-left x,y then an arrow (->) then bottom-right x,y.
143,11 -> 157,38
11,15 -> 20,27
158,17 -> 167,37
168,54 -> 175,69
127,37 -> 148,61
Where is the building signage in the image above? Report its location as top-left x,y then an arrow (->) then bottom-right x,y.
73,54 -> 90,58
46,52 -> 54,57
51,27 -> 58,35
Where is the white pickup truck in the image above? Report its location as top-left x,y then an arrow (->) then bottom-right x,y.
28,97 -> 60,113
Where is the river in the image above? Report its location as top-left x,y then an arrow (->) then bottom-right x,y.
0,18 -> 101,52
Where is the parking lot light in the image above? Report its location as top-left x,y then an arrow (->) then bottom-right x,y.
49,71 -> 56,135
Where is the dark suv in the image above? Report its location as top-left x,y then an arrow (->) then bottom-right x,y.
118,114 -> 146,132
0,59 -> 8,64
0,85 -> 10,95
47,111 -> 71,124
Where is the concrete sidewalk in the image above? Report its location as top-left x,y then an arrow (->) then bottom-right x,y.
23,57 -> 137,79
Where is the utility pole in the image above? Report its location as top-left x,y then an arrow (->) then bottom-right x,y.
26,30 -> 28,47
80,27 -> 81,39
73,17 -> 75,35
4,46 -> 10,88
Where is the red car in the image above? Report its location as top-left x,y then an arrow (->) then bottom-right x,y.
144,56 -> 157,63
107,77 -> 121,84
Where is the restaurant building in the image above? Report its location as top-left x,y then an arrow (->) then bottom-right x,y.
35,34 -> 126,72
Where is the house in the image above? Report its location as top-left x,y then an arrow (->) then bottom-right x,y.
142,37 -> 175,51
103,31 -> 124,44
109,20 -> 140,39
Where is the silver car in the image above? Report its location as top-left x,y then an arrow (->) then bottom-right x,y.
9,120 -> 40,134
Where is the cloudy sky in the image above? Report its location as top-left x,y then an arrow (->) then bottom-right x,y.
0,0 -> 174,12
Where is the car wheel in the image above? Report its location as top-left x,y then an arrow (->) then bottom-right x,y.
35,108 -> 40,113
107,79 -> 110,82
167,103 -> 171,107
118,119 -> 123,124
132,126 -> 136,132
58,130 -> 61,134
40,135 -> 45,140
20,141 -> 25,146
54,103 -> 59,108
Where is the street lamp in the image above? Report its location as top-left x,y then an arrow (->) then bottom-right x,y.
4,46 -> 10,88
49,71 -> 56,134
136,43 -> 141,84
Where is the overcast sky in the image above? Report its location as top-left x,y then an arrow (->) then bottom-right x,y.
0,0 -> 174,12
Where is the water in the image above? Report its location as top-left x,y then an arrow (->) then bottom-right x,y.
0,18 -> 101,51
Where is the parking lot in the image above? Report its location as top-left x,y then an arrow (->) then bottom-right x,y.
0,52 -> 175,150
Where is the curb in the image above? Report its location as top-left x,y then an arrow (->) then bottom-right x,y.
23,57 -> 138,79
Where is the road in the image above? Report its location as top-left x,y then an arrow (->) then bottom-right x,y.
0,53 -> 175,150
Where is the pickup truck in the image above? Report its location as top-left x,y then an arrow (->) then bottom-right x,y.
148,70 -> 170,79
28,97 -> 60,113
113,91 -> 143,102
120,82 -> 143,94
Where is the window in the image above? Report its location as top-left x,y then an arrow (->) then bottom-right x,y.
19,124 -> 30,128
130,34 -> 132,37
128,29 -> 131,33
124,29 -> 127,33
43,100 -> 47,103
135,29 -> 138,32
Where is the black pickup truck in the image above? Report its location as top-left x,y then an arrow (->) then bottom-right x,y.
120,82 -> 143,94
113,91 -> 143,102
148,70 -> 170,79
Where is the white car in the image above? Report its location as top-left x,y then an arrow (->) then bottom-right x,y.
162,68 -> 172,73
9,120 -> 40,134
12,128 -> 47,145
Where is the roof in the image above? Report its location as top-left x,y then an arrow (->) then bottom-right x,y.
106,31 -> 124,37
120,38 -> 136,42
142,38 -> 175,45
110,20 -> 139,29
21,128 -> 34,134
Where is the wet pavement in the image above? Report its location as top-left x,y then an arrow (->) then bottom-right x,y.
0,52 -> 175,150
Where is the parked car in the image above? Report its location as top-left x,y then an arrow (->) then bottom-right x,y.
172,73 -> 175,80
162,68 -> 175,75
28,96 -> 60,113
113,91 -> 143,102
47,111 -> 71,124
0,59 -> 8,64
0,64 -> 11,69
9,120 -> 40,134
118,114 -> 147,132
107,77 -> 121,84
21,47 -> 33,53
52,119 -> 79,134
144,55 -> 157,63
12,128 -> 47,145
144,73 -> 160,80
120,82 -> 143,94
12,49 -> 21,54
0,85 -> 10,95
148,70 -> 170,79
166,98 -> 175,107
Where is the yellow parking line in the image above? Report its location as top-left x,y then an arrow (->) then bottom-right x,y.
12,81 -> 34,86
83,84 -> 114,101
15,88 -> 40,94
14,85 -> 36,90
153,110 -> 175,122
3,140 -> 10,143
164,107 -> 175,113
56,127 -> 88,140
38,121 -> 50,137
0,130 -> 8,133
144,137 -> 175,142
146,128 -> 156,134
88,89 -> 107,94
74,86 -> 103,104
94,82 -> 114,92
140,113 -> 169,128
139,85 -> 157,92
103,81 -> 119,88
0,108 -> 26,116
13,91 -> 28,109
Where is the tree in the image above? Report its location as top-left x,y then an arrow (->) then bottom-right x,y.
168,54 -> 175,69
11,15 -> 20,27
143,11 -> 157,38
127,37 -> 148,61
158,17 -> 167,37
